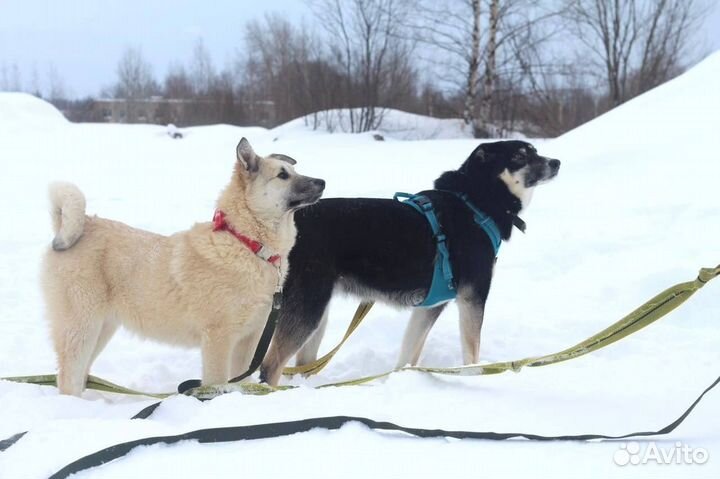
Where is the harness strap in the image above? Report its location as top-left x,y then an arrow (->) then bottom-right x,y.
394,192 -> 455,297
169,291 -> 284,402
394,191 -> 504,307
447,192 -> 503,255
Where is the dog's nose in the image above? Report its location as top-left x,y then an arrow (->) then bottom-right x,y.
313,179 -> 326,190
549,159 -> 561,170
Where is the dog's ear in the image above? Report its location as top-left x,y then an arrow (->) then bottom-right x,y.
459,143 -> 487,173
236,138 -> 260,173
470,143 -> 486,160
269,153 -> 297,165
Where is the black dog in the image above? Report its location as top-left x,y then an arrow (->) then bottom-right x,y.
260,140 -> 560,385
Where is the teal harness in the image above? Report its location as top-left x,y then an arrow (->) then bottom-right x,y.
394,191 -> 502,308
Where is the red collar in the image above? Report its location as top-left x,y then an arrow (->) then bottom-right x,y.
212,210 -> 281,266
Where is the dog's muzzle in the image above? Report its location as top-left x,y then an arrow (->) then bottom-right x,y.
546,158 -> 561,179
289,177 -> 325,209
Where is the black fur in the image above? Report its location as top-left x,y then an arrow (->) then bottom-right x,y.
260,140 -> 559,383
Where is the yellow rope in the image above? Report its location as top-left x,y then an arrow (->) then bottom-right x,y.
3,264 -> 718,397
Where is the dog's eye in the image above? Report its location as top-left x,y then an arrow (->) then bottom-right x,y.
277,169 -> 289,180
512,154 -> 527,165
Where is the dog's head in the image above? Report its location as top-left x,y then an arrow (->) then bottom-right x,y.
234,137 -> 325,216
460,140 -> 560,209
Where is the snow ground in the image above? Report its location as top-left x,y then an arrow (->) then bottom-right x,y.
271,108 -> 476,140
0,52 -> 719,478
271,107 -> 525,141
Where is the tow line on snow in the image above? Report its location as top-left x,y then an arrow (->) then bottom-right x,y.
0,264 -> 718,467
6,264 -> 718,398
37,374 -> 720,478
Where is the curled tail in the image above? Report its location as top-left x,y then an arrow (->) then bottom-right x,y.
49,182 -> 86,251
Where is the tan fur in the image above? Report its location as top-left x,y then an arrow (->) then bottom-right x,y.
48,182 -> 86,250
42,138 -> 322,396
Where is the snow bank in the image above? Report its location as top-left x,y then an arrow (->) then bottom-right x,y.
0,92 -> 69,130
0,54 -> 719,478
272,108 -> 475,140
553,51 -> 720,155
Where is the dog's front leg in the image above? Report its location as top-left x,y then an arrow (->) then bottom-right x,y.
201,324 -> 241,386
457,289 -> 486,365
230,304 -> 272,379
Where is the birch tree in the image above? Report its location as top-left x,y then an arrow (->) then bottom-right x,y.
409,0 -> 554,136
478,0 -> 498,136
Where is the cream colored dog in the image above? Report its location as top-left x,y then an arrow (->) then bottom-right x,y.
42,138 -> 325,396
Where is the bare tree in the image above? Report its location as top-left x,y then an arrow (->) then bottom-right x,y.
512,39 -> 600,136
164,63 -> 194,99
0,64 -> 6,91
47,64 -> 67,101
189,38 -> 215,96
30,64 -> 41,97
0,62 -> 22,92
114,47 -> 158,100
632,0 -> 704,94
406,0 -> 481,129
243,15 -> 328,124
243,15 -> 341,126
311,0 -> 414,132
565,0 -> 704,107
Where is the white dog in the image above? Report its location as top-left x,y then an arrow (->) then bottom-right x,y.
42,138 -> 324,395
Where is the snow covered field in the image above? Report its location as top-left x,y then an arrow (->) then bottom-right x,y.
0,52 -> 719,478
271,108 -> 476,140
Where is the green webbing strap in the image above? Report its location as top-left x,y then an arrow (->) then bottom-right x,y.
2,265 -> 718,397
325,264 -> 720,387
283,301 -> 374,376
176,291 -> 284,394
1,374 -> 170,399
0,265 -> 718,451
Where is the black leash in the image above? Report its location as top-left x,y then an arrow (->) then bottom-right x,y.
177,293 -> 282,390
0,292 -> 283,452
42,373 -> 719,478
133,292 -> 282,420
0,432 -> 26,452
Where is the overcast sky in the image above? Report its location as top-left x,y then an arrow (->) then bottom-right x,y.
1,0 -> 719,98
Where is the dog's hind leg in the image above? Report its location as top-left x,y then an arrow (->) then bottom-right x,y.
457,292 -> 486,365
84,317 -> 119,378
51,307 -> 106,396
295,305 -> 329,368
260,277 -> 333,386
396,305 -> 446,368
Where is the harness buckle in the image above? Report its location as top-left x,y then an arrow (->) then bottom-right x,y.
416,197 -> 433,211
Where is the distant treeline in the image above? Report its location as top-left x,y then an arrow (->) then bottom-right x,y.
13,0 -> 709,137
